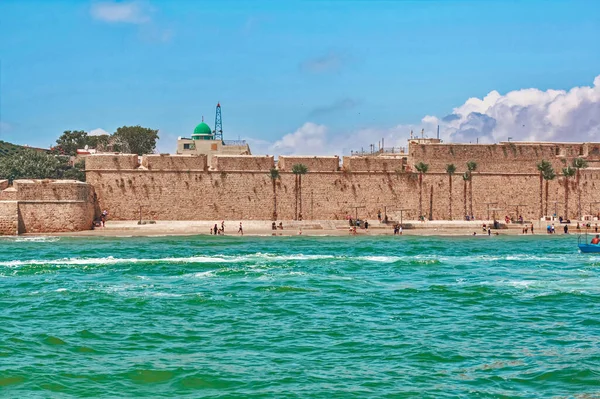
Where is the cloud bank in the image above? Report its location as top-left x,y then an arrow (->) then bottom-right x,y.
434,75 -> 600,144
249,75 -> 600,156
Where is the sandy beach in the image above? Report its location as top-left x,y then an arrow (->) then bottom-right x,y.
31,219 -> 571,238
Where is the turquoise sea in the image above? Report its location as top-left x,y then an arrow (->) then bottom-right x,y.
1,235 -> 599,398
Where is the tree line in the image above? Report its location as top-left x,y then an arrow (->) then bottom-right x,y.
0,126 -> 158,183
53,126 -> 158,156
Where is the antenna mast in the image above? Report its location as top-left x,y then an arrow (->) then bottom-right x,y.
214,102 -> 223,140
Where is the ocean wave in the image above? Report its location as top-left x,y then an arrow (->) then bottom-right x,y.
0,236 -> 60,243
0,253 -> 337,268
0,251 -> 584,269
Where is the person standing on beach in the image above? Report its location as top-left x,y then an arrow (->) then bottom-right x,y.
221,221 -> 225,233
238,222 -> 243,235
213,224 -> 218,235
531,224 -> 534,234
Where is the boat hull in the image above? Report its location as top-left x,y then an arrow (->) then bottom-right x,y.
578,244 -> 600,253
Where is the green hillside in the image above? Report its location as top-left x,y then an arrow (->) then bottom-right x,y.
0,141 -> 48,157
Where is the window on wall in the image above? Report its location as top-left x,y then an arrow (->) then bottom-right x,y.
183,144 -> 190,150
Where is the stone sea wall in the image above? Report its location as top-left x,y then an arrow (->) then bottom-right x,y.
85,146 -> 600,222
0,180 -> 96,235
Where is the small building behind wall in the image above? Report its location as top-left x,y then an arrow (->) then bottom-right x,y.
176,116 -> 251,166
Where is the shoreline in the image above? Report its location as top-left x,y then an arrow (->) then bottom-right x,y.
23,219 -> 589,238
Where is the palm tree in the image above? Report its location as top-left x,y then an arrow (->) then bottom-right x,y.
414,162 -> 429,219
292,164 -> 308,220
536,160 -> 552,219
562,166 -> 576,219
462,172 -> 469,219
572,157 -> 589,219
466,161 -> 477,217
542,166 -> 556,217
445,164 -> 456,220
269,168 -> 280,221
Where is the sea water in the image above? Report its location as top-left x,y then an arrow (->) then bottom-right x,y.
0,235 -> 599,398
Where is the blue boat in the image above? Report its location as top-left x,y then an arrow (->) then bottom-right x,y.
578,233 -> 600,253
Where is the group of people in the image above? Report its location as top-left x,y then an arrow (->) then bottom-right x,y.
209,221 -> 244,235
393,224 -> 403,235
210,221 -> 226,235
271,222 -> 284,230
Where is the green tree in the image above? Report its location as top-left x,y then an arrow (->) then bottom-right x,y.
572,157 -> 589,219
0,150 -> 84,182
54,130 -> 89,156
414,162 -> 429,219
562,166 -> 576,219
542,166 -> 556,217
462,172 -> 469,219
112,125 -> 159,155
536,160 -> 552,218
86,134 -> 112,152
292,164 -> 308,220
466,161 -> 477,217
269,168 -> 280,221
445,164 -> 456,220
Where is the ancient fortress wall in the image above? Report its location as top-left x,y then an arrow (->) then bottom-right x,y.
86,150 -> 600,223
278,156 -> 339,172
0,180 -> 96,235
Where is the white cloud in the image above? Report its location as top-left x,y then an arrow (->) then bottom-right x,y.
89,128 -> 110,136
90,1 -> 151,24
269,122 -> 329,156
440,74 -> 600,143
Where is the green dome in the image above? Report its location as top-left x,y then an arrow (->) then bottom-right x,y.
193,122 -> 212,135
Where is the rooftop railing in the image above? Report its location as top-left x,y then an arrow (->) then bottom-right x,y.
223,140 -> 247,146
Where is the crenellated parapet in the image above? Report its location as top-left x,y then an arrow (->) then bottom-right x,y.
343,156 -> 406,172
211,155 -> 274,171
141,154 -> 207,171
278,156 -> 339,172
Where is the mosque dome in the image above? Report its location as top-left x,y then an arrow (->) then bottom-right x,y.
193,122 -> 212,135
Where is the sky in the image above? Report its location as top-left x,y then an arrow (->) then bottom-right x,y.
1,0 -> 599,155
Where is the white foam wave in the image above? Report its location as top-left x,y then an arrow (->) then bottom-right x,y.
0,253 -> 336,268
1,236 -> 61,243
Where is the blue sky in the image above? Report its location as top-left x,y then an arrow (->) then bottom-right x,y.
1,0 -> 599,154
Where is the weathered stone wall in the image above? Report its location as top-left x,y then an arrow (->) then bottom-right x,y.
85,154 -> 139,170
0,180 -> 8,191
211,155 -> 274,171
278,156 -> 339,172
343,156 -> 405,172
0,180 -> 96,235
85,143 -> 600,223
0,201 -> 18,235
141,154 -> 207,171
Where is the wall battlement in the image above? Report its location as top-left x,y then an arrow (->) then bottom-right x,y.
211,155 -> 274,171
141,154 -> 207,171
343,156 -> 406,172
278,156 -> 339,172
